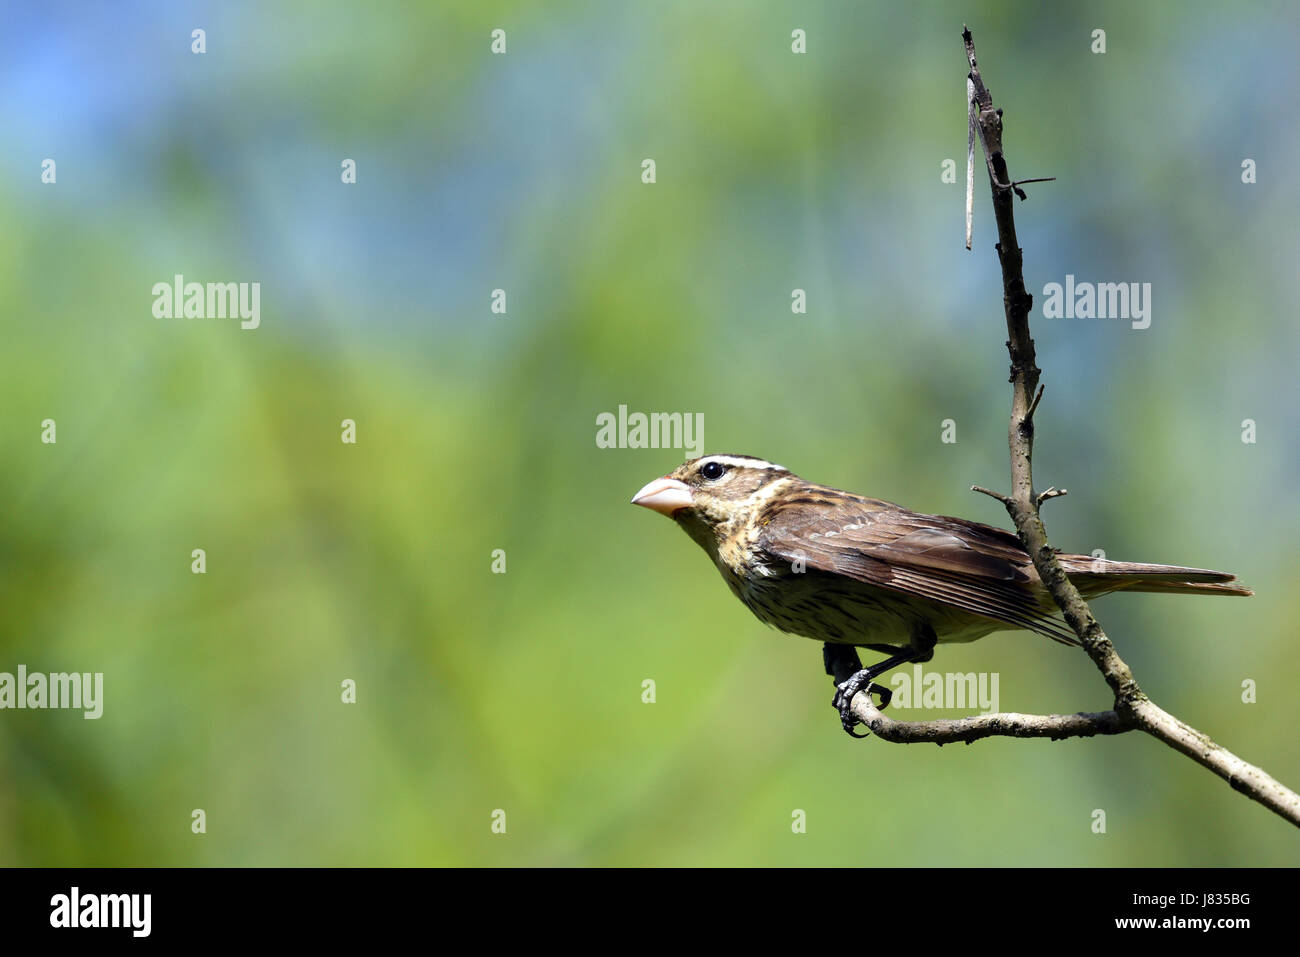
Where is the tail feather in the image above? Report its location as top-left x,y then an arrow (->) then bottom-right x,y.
1058,555 -> 1254,598
1117,580 -> 1255,597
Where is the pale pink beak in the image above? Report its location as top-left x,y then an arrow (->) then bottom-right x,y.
631,476 -> 693,516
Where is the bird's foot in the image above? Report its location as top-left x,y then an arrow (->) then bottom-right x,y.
832,671 -> 893,737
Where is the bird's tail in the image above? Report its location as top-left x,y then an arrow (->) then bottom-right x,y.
1116,580 -> 1255,596
1058,556 -> 1254,597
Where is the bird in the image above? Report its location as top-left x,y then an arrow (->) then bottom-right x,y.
631,454 -> 1252,735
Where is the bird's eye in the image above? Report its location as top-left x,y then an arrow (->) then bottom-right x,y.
700,461 -> 727,481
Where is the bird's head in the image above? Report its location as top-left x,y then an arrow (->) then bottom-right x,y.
631,454 -> 794,553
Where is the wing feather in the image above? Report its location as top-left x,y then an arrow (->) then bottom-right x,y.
758,492 -> 1078,645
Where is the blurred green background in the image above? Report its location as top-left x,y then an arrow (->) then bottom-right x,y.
2,0 -> 1297,865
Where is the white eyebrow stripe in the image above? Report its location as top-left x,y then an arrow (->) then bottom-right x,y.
703,455 -> 787,471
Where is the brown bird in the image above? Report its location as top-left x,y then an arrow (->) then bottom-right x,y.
631,454 -> 1252,735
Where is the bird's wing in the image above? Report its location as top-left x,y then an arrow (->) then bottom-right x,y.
757,495 -> 1080,645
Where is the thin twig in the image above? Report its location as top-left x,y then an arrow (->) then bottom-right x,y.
965,78 -> 976,251
1025,383 -> 1045,423
970,484 -> 1011,505
1035,486 -> 1067,507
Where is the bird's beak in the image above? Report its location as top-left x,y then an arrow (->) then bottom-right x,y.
631,476 -> 693,516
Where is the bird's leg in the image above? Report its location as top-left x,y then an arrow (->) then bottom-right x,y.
834,627 -> 937,737
822,643 -> 861,682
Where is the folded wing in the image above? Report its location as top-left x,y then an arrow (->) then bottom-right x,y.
758,494 -> 1081,645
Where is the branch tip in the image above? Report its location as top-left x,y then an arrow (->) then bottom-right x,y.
1035,486 -> 1067,507
971,484 -> 1012,506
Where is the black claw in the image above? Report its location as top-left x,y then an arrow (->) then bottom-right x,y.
832,691 -> 861,736
833,675 -> 897,737
870,683 -> 893,711
834,669 -> 873,737
837,697 -> 867,736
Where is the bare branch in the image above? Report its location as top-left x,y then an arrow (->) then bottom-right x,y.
959,25 -> 1300,828
851,695 -> 1130,745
